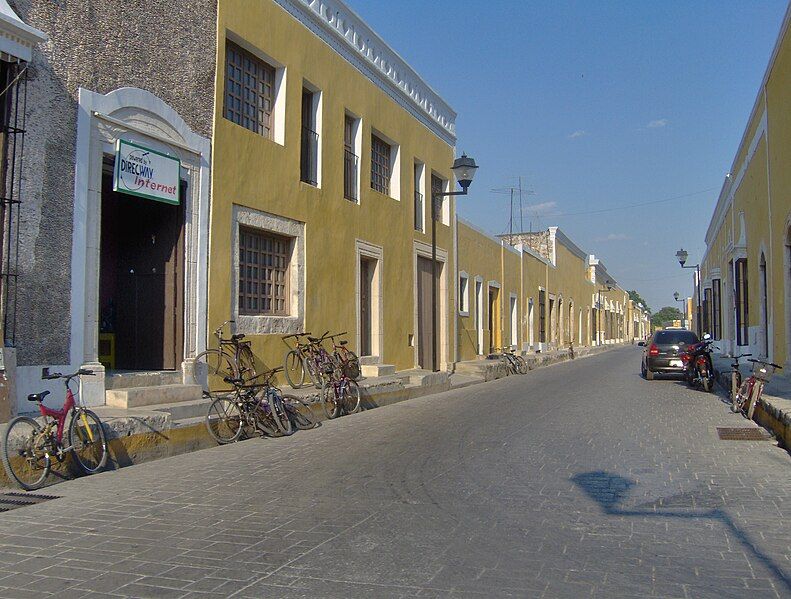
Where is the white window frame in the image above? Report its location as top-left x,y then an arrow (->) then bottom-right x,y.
509,292 -> 518,347
301,79 -> 322,187
371,127 -> 401,201
459,271 -> 469,315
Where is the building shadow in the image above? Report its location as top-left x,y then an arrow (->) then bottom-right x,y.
571,471 -> 791,593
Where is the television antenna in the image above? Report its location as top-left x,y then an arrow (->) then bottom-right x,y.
491,176 -> 536,237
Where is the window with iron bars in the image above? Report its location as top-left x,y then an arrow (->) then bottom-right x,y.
300,88 -> 318,185
224,41 -> 275,139
239,227 -> 291,316
370,134 -> 391,195
344,115 -> 358,201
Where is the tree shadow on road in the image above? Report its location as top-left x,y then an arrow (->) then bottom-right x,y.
571,471 -> 791,593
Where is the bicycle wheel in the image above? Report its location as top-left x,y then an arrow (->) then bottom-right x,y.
321,381 -> 341,419
284,350 -> 306,389
732,379 -> 751,414
283,394 -> 317,430
269,391 -> 293,435
516,356 -> 528,374
1,416 -> 51,490
341,379 -> 361,415
343,351 -> 361,380
305,356 -> 322,388
193,349 -> 236,392
236,343 -> 257,382
69,409 -> 108,475
746,383 -> 763,420
205,395 -> 244,444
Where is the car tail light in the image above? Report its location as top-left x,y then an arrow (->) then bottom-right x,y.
681,354 -> 691,363
696,356 -> 707,366
649,344 -> 659,356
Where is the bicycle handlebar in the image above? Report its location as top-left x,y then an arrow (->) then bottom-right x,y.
748,358 -> 783,369
41,367 -> 95,381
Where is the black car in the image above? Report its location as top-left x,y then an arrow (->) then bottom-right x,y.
640,329 -> 699,380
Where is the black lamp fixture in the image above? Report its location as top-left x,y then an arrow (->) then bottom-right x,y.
675,247 -> 702,335
429,153 -> 478,372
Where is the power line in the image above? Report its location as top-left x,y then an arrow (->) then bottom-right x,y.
550,187 -> 719,218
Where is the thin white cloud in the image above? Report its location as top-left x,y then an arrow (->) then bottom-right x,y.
522,201 -> 557,217
647,119 -> 668,128
596,233 -> 632,242
568,130 -> 587,139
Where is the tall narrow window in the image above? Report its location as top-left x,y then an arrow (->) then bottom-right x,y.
344,114 -> 359,201
431,174 -> 445,223
703,288 -> 711,335
712,279 -> 721,340
300,88 -> 318,185
539,289 -> 546,343
224,41 -> 275,138
414,162 -> 424,231
735,259 -> 748,346
239,228 -> 291,316
370,134 -> 391,195
459,273 -> 469,314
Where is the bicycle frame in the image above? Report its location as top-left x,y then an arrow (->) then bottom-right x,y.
36,389 -> 75,445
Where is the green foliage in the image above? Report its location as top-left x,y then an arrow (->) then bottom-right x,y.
651,306 -> 683,328
628,290 -> 650,314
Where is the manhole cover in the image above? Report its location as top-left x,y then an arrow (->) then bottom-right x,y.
0,492 -> 60,512
716,427 -> 771,441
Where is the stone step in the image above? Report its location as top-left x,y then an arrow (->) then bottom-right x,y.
149,397 -> 212,421
106,384 -> 203,409
106,370 -> 182,390
397,369 -> 449,387
361,363 -> 395,377
358,355 -> 380,366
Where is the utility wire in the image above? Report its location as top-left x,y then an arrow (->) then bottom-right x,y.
550,187 -> 719,218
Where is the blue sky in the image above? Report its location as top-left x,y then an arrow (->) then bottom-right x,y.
353,0 -> 787,312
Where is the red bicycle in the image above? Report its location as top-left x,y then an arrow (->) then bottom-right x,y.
1,368 -> 108,490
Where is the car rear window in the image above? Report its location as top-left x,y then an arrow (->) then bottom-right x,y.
653,331 -> 699,345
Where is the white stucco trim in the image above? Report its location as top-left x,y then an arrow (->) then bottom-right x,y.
355,239 -> 384,359
458,270 -> 470,316
66,87 -> 211,409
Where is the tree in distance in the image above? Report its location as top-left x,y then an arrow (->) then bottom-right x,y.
650,306 -> 683,329
628,290 -> 651,314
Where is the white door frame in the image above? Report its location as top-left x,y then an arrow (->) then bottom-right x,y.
355,239 -> 384,360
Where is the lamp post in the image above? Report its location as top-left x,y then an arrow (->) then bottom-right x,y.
597,280 -> 613,346
430,154 -> 478,372
675,248 -> 702,336
673,291 -> 687,328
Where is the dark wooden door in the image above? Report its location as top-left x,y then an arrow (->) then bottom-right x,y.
100,173 -> 184,370
360,258 -> 373,356
416,257 -> 433,369
488,287 -> 497,353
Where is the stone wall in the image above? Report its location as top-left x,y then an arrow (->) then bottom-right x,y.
9,0 -> 217,365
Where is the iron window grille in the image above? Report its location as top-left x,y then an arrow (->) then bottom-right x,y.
300,89 -> 318,185
0,58 -> 28,346
538,290 -> 546,343
431,174 -> 444,221
712,279 -> 721,339
370,134 -> 390,195
414,190 -> 424,231
224,41 -> 275,138
239,227 -> 291,316
343,115 -> 358,201
735,259 -> 748,346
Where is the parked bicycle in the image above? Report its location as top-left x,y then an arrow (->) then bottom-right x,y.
204,367 -> 316,444
727,352 -> 752,402
493,347 -> 527,375
731,358 -> 783,420
1,368 -> 108,490
193,320 -> 257,391
283,332 -> 319,389
328,332 -> 361,380
321,361 -> 361,419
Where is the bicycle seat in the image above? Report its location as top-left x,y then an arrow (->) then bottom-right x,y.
231,334 -> 245,341
27,390 -> 50,403
308,337 -> 319,342
339,340 -> 348,345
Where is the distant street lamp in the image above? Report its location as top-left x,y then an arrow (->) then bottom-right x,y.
673,291 -> 687,328
430,154 -> 478,372
675,248 -> 702,335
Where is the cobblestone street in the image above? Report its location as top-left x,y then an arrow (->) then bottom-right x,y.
0,346 -> 789,598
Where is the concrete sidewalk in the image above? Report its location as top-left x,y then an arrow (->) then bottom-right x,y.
0,343 -> 620,489
713,354 -> 791,449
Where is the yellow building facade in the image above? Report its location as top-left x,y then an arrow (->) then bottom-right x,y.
208,0 -> 459,373
699,6 -> 791,367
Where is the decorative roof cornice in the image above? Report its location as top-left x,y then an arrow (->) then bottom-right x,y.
276,0 -> 457,145
0,0 -> 46,62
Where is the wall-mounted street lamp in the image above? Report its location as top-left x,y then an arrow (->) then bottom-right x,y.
430,154 -> 478,372
675,248 -> 702,336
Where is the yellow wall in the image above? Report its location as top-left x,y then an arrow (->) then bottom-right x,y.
209,0 -> 456,371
